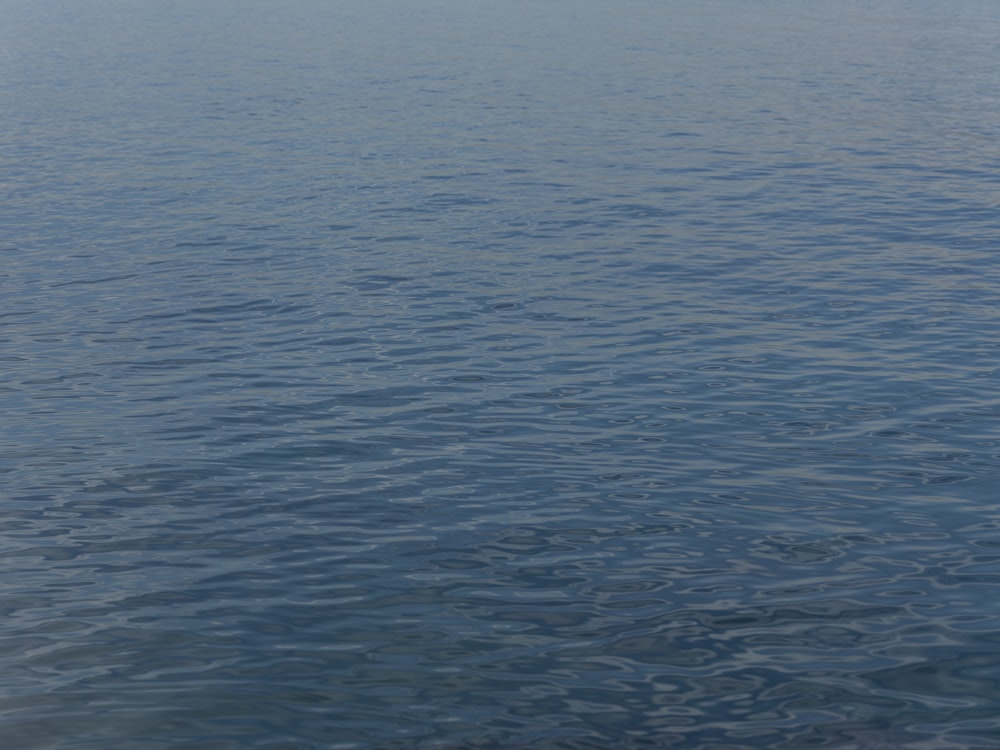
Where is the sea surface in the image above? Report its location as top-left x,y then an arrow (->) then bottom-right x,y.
3,1 -> 1000,748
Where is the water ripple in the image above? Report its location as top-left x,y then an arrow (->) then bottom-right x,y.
3,0 -> 1000,748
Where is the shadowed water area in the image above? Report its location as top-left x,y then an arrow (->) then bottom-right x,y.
2,0 -> 1000,748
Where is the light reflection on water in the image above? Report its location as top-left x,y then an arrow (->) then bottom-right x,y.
2,0 -> 1000,748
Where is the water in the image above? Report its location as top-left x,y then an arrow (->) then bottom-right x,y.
2,1 -> 1000,747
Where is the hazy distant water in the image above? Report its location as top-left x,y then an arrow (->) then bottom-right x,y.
3,1 -> 1000,748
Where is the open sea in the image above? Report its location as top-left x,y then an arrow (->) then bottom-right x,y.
3,1 -> 1000,748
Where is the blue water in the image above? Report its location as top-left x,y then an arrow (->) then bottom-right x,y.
3,1 -> 1000,748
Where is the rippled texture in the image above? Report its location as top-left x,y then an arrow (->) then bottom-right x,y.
3,1 -> 1000,748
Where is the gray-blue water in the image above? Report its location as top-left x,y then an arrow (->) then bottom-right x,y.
3,1 -> 1000,748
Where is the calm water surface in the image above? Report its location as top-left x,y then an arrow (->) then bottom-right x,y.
3,1 -> 1000,748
